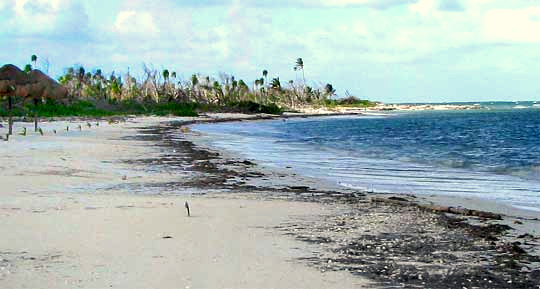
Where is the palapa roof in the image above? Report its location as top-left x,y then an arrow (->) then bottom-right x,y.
0,64 -> 28,95
0,64 -> 67,99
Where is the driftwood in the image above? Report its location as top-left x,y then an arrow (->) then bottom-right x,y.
185,201 -> 190,217
371,197 -> 502,220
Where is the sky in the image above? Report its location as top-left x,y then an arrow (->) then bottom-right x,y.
1,0 -> 540,103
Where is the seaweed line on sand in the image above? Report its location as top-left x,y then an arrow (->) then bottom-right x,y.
122,119 -> 540,289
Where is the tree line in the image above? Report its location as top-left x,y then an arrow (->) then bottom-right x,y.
2,55 -> 375,119
57,57 -> 337,110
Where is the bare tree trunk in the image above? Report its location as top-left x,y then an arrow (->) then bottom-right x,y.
8,96 -> 13,135
34,98 -> 38,132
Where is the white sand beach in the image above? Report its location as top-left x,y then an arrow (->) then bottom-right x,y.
0,117 -> 370,288
1,116 -> 539,288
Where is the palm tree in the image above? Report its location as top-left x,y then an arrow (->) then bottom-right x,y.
324,83 -> 336,97
171,71 -> 176,79
262,70 -> 268,85
190,74 -> 199,101
162,69 -> 169,82
24,64 -> 32,73
238,79 -> 248,99
295,58 -> 305,86
271,77 -> 281,90
213,80 -> 224,105
238,79 -> 247,89
254,79 -> 262,90
254,79 -> 262,102
191,74 -> 199,87
31,55 -> 37,67
257,77 -> 265,101
78,67 -> 85,82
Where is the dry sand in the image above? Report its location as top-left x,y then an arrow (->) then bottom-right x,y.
0,117 -> 370,288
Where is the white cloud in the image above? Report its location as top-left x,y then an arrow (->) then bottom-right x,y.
409,0 -> 436,15
409,0 -> 467,15
319,0 -> 369,5
0,0 -> 8,10
114,10 -> 159,36
1,0 -> 88,36
316,0 -> 416,9
483,6 -> 540,43
3,0 -> 540,102
12,0 -> 62,33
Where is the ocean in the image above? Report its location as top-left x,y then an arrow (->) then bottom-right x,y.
192,101 -> 540,212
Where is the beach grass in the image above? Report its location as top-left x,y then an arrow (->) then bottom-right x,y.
0,99 -> 200,118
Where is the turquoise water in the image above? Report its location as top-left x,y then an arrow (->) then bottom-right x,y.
193,102 -> 540,211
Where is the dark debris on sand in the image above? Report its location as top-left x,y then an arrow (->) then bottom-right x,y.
121,120 -> 540,289
279,204 -> 540,288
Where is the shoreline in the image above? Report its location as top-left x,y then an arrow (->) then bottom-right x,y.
137,116 -> 540,287
2,111 -> 539,224
184,113 -> 540,216
5,112 -> 538,237
1,115 -> 539,288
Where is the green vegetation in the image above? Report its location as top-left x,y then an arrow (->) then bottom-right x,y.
2,56 -> 373,118
0,98 -> 199,118
324,96 -> 378,108
225,101 -> 282,114
294,58 -> 305,86
31,55 -> 37,67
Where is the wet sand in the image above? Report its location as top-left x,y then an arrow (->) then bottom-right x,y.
1,115 -> 539,288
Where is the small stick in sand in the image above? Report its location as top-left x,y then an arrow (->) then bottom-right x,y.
185,201 -> 190,217
66,126 -> 69,132
78,124 -> 82,131
38,128 -> 43,136
53,129 -> 56,134
87,122 -> 91,128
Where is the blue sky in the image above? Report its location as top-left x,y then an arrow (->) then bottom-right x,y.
1,0 -> 540,103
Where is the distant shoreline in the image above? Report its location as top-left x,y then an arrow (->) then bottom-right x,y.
0,101 -> 490,126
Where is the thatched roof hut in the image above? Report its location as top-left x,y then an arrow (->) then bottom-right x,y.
0,64 -> 29,97
0,64 -> 67,100
1,64 -> 69,134
27,69 -> 68,100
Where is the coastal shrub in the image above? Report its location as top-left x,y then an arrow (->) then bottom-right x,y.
0,104 -> 25,117
325,96 -> 376,108
226,101 -> 283,115
25,99 -> 114,117
1,98 -> 198,117
108,99 -> 148,113
259,103 -> 282,114
150,102 -> 198,117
